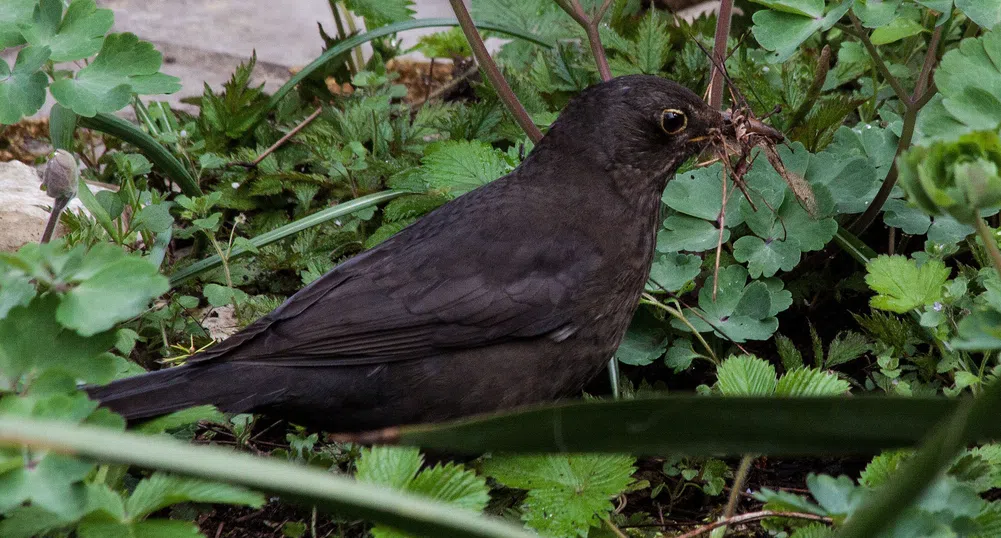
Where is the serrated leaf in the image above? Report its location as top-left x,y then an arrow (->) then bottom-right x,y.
20,0 -> 114,62
50,32 -> 181,117
136,405 -> 225,434
776,368 -> 850,396
790,523 -> 835,538
859,450 -> 912,488
344,0 -> 415,28
633,10 -> 670,74
0,452 -> 91,519
825,331 -> 870,368
664,339 -> 701,372
869,17 -> 926,46
865,255 -> 950,313
0,46 -> 50,125
126,473 -> 264,519
716,354 -> 778,396
482,454 -> 635,538
776,333 -> 804,370
56,243 -> 170,336
421,141 -> 509,198
77,519 -> 202,538
807,473 -> 859,516
203,283 -> 248,307
356,446 -> 422,490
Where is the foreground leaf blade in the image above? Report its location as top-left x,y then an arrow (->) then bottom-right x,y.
393,395 -> 1001,456
0,418 -> 534,538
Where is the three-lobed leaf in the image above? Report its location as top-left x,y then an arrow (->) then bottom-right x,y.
0,45 -> 50,125
865,255 -> 951,313
20,0 -> 113,62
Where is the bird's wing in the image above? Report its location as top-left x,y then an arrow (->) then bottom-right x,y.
191,190 -> 600,367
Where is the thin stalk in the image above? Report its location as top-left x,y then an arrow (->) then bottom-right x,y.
328,0 -> 358,74
975,218 -> 1001,280
341,3 -> 366,71
245,107 -> 323,167
448,0 -> 543,143
849,11 -> 910,104
708,0 -> 735,108
642,293 -> 719,364
913,25 -> 943,99
674,511 -> 831,538
849,105 -> 915,233
40,198 -> 71,244
722,455 -> 754,525
554,0 -> 614,81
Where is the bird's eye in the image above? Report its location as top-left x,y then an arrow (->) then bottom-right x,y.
660,109 -> 687,135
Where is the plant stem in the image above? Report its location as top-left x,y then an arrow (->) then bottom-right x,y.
554,0 -> 614,81
673,510 -> 832,538
241,107 -> 323,167
722,455 -> 754,524
975,218 -> 1001,280
40,198 -> 70,244
708,0 -> 735,108
448,0 -> 543,143
913,25 -> 943,99
328,0 -> 358,74
340,2 -> 366,71
849,11 -> 910,104
849,104 -> 916,233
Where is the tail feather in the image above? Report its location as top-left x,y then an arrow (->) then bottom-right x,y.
85,363 -> 285,422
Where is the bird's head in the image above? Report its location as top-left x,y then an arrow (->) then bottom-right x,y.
536,75 -> 779,188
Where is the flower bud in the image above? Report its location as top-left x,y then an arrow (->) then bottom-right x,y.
41,149 -> 79,202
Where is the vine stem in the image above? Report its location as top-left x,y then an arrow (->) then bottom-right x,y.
672,510 -> 832,538
448,0 -> 543,143
707,0 -> 735,108
975,218 -> 1001,280
849,16 -> 944,235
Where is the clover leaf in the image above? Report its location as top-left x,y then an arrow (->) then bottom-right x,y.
917,31 -> 1001,143
677,265 -> 783,342
50,32 -> 181,117
751,0 -> 852,61
20,0 -> 113,62
647,252 -> 701,292
0,0 -> 35,47
955,0 -> 1001,30
0,45 -> 50,125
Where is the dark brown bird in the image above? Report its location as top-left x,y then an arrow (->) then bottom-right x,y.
89,75 -> 751,432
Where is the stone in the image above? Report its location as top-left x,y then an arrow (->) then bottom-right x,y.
0,160 -> 97,252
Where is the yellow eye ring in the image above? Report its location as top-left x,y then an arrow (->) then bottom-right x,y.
660,109 -> 687,135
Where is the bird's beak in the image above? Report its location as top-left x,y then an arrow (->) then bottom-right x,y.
720,110 -> 784,142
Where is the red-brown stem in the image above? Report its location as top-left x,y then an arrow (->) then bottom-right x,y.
556,0 -> 615,81
708,0 -> 734,108
913,25 -> 943,102
253,107 -> 323,166
448,0 -> 543,143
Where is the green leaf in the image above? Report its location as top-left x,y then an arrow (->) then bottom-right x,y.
859,450 -> 912,488
807,474 -> 860,516
136,406 -> 225,434
422,141 -> 510,198
50,32 -> 181,117
776,333 -> 804,370
865,255 -> 950,313
663,164 -> 743,224
56,243 -> 170,336
0,46 -> 51,125
678,265 -> 781,342
955,0 -> 1001,29
751,0 -> 852,61
852,0 -> 901,28
126,473 -> 264,519
658,215 -> 727,252
733,235 -> 802,278
869,17 -> 926,46
616,318 -> 669,366
716,354 -> 778,396
0,295 -> 116,383
482,454 -> 635,537
357,446 -> 422,490
776,368 -> 851,396
20,0 -> 114,62
751,0 -> 824,17
0,0 -> 35,47
633,9 -> 671,74
77,519 -> 202,538
825,331 -> 870,368
0,272 -> 35,320
0,452 -> 91,519
344,0 -> 415,28
917,31 -> 1001,142
203,283 -> 249,307
646,252 -> 700,292
664,339 -> 702,372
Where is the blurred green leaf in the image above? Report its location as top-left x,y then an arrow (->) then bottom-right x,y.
0,46 -> 50,125
20,0 -> 113,62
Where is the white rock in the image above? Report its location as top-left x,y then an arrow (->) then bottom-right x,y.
0,160 -> 95,252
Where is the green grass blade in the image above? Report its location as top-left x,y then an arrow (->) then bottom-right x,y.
260,18 -> 553,124
49,104 -> 77,151
0,417 -> 533,538
394,395 -> 1001,456
76,177 -> 120,243
833,225 -> 877,265
79,113 -> 201,197
168,190 -> 405,286
836,380 -> 1001,538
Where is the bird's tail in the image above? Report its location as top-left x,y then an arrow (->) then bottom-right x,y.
85,363 -> 281,422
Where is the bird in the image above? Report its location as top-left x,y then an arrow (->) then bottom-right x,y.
88,75 -> 768,432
